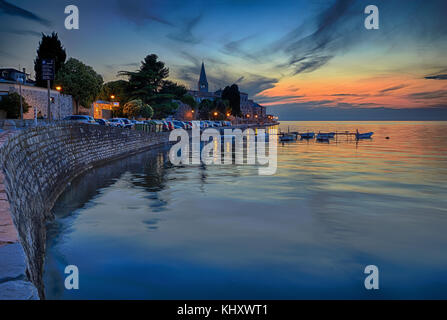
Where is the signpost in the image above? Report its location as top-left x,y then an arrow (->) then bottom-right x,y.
42,59 -> 55,122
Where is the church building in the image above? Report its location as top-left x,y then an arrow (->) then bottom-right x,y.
187,62 -> 266,119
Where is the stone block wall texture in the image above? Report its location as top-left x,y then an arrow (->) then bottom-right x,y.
0,83 -> 73,120
0,124 -> 170,299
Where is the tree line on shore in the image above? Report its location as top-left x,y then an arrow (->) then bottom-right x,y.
0,32 -> 243,120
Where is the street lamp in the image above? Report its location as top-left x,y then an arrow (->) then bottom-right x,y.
56,86 -> 62,120
226,112 -> 230,117
213,112 -> 218,117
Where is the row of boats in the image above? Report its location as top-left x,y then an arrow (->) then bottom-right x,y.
279,130 -> 374,142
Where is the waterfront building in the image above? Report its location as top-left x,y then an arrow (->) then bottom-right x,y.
186,62 -> 266,120
0,68 -> 30,85
187,63 -> 220,103
93,101 -> 119,119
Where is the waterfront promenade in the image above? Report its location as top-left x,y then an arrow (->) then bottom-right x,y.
0,121 -> 277,299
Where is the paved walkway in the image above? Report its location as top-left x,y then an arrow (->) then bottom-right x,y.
0,131 -> 38,299
0,132 -> 17,247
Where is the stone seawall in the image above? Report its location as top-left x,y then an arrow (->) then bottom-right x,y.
0,124 -> 170,299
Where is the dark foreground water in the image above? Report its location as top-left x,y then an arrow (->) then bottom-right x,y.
44,121 -> 447,299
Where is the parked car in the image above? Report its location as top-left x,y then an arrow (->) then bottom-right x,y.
115,118 -> 133,128
63,115 -> 97,124
205,120 -> 218,128
108,118 -> 125,128
173,120 -> 187,129
163,120 -> 175,131
130,120 -> 144,125
95,118 -> 109,126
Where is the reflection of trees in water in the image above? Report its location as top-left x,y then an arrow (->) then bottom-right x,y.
47,147 -> 170,244
131,152 -> 169,192
45,147 -> 171,298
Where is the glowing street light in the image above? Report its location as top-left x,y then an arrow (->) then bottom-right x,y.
55,86 -> 62,120
226,113 -> 231,117
213,112 -> 218,117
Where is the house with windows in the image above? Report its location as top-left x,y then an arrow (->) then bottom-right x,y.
0,68 -> 34,85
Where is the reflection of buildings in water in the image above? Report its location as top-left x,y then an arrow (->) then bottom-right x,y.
49,147 -> 171,238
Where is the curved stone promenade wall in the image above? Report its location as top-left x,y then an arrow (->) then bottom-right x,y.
0,124 -> 170,299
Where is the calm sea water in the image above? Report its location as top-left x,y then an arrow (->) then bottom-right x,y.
44,121 -> 447,299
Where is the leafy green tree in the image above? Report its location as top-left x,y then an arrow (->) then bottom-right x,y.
141,104 -> 154,119
214,98 -> 230,114
112,104 -> 125,118
97,80 -> 129,104
198,99 -> 213,119
119,54 -> 186,118
181,94 -> 197,108
123,99 -> 143,118
34,32 -> 67,88
159,80 -> 187,100
56,58 -> 103,114
222,84 -> 241,116
0,93 -> 30,118
118,54 -> 169,103
153,102 -> 178,119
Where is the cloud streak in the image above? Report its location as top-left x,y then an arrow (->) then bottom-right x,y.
115,0 -> 173,26
408,90 -> 447,100
0,29 -> 41,37
276,0 -> 357,75
379,84 -> 408,94
0,0 -> 51,26
167,14 -> 202,44
425,74 -> 447,80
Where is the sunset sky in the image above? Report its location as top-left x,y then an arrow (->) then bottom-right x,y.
1,0 -> 446,119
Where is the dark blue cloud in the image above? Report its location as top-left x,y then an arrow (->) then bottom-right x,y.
166,14 -> 202,44
425,74 -> 447,80
0,0 -> 51,26
115,0 -> 173,26
379,85 -> 408,94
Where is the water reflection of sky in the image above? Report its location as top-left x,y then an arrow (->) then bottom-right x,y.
45,122 -> 447,299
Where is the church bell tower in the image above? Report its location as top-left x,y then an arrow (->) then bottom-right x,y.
198,62 -> 208,92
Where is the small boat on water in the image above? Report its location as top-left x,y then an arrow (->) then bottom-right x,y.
279,134 -> 296,142
317,132 -> 335,139
355,130 -> 374,139
316,133 -> 331,141
300,132 -> 315,139
279,127 -> 298,142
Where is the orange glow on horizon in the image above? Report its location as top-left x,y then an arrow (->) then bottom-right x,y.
256,74 -> 447,109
